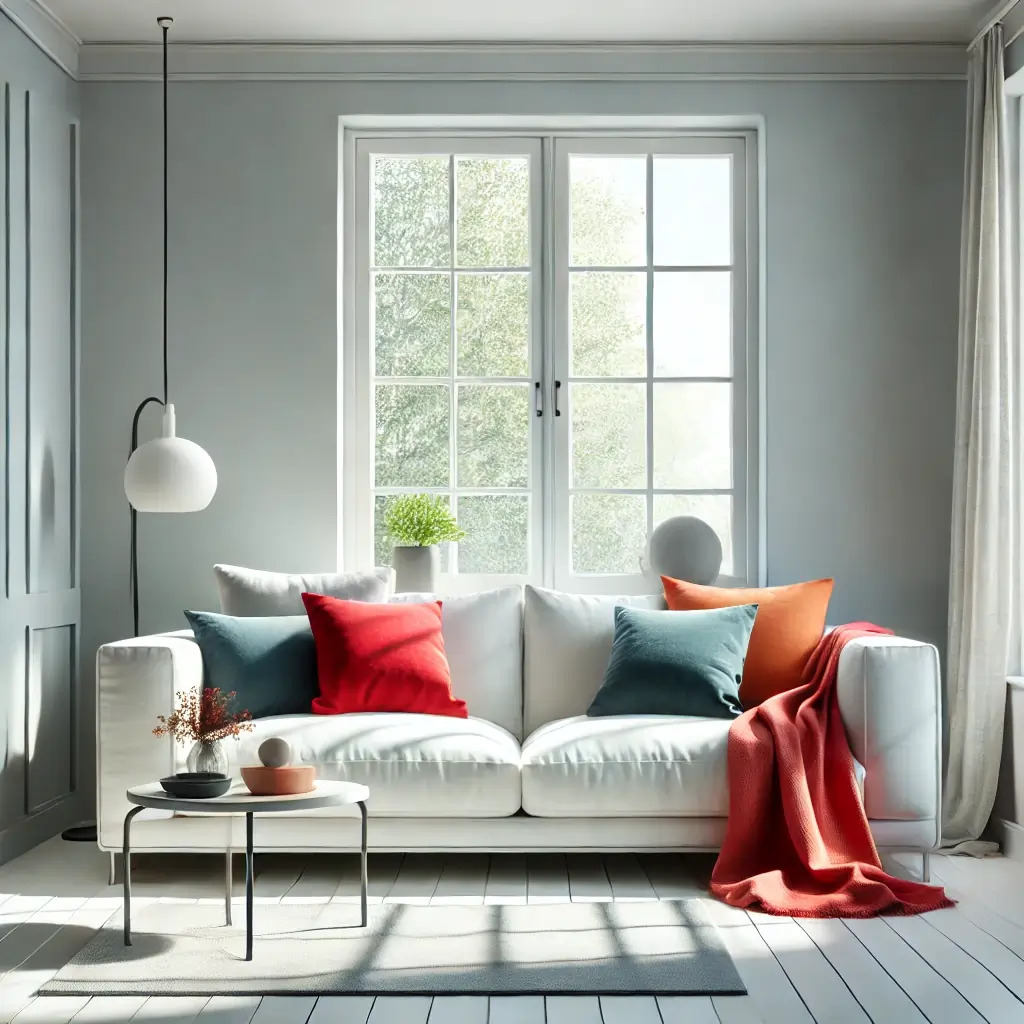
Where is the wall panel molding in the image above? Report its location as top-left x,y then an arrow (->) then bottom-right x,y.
1,83 -> 7,601
25,622 -> 75,815
0,0 -> 78,79
0,4 -> 977,84
76,41 -> 968,82
0,76 -> 80,861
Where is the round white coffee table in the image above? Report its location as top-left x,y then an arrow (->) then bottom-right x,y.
123,779 -> 370,961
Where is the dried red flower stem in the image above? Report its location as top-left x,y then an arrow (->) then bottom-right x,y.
153,687 -> 254,744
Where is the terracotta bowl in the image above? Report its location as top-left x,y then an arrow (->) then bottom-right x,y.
241,764 -> 316,796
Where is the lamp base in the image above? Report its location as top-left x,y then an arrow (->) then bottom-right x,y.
61,823 -> 97,843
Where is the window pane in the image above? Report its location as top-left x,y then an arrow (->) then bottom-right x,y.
570,156 -> 646,267
653,383 -> 732,489
654,493 -> 733,576
653,156 -> 731,267
571,383 -> 646,488
653,272 -> 731,378
373,157 -> 449,268
375,384 -> 450,487
456,157 -> 529,267
457,384 -> 529,488
456,495 -> 528,574
571,272 -> 646,377
572,493 -> 646,574
457,273 -> 529,377
374,272 -> 450,377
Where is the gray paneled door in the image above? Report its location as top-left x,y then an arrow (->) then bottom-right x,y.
0,81 -> 82,863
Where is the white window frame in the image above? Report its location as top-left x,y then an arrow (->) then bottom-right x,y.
552,135 -> 755,593
349,137 -> 544,592
343,129 -> 760,594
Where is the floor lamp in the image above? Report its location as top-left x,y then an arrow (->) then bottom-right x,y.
63,16 -> 217,845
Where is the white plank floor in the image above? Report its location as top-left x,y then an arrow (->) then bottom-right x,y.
0,838 -> 1021,1023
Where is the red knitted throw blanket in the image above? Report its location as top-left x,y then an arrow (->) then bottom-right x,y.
710,623 -> 954,917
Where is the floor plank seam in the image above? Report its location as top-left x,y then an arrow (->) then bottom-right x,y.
745,915 -> 819,1024
792,917 -> 876,1023
836,918 -> 933,1022
831,917 -> 937,1019
918,909 -> 1024,1005
948,900 -> 1024,965
876,914 -> 994,1023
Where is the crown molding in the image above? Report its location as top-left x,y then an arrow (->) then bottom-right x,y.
0,0 -> 79,78
77,41 -> 967,83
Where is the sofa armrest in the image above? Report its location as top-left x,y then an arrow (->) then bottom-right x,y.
96,630 -> 204,849
836,634 -> 941,835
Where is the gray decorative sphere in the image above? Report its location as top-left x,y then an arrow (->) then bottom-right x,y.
258,737 -> 292,769
645,515 -> 723,585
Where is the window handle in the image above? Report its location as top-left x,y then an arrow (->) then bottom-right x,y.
535,381 -> 543,417
554,380 -> 562,417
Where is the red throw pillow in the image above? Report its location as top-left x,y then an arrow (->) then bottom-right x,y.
302,593 -> 467,718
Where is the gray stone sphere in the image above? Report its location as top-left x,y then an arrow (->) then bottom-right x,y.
645,515 -> 723,585
258,737 -> 292,768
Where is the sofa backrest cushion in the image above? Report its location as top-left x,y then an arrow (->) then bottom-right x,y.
214,564 -> 393,616
391,586 -> 524,737
523,586 -> 665,736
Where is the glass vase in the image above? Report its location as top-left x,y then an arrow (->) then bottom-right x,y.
186,738 -> 228,775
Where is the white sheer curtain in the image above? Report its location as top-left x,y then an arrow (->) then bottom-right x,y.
943,23 -> 1019,852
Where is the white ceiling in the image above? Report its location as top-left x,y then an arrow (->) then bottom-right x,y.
41,0 -> 995,45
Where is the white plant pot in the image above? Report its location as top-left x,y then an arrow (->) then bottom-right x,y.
392,544 -> 440,593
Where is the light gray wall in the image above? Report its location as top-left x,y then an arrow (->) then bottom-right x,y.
0,13 -> 81,862
996,682 -> 1024,836
80,77 -> 964,810
1006,35 -> 1024,76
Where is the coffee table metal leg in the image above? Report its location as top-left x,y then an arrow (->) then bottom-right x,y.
245,812 -> 254,961
358,800 -> 368,927
225,849 -> 233,926
122,805 -> 144,946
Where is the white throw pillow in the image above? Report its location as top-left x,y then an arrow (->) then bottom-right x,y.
390,586 -> 524,738
213,564 -> 393,616
523,585 -> 665,736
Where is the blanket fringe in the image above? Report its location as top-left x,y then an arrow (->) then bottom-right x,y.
710,885 -> 956,919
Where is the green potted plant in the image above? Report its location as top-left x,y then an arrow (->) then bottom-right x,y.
384,494 -> 466,592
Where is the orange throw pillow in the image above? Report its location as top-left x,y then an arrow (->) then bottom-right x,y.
661,576 -> 833,707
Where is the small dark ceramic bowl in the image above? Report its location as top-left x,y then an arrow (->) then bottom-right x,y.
159,772 -> 232,799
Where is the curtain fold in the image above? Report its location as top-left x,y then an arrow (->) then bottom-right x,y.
943,23 -> 1018,851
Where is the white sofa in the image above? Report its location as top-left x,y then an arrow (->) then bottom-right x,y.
96,585 -> 942,862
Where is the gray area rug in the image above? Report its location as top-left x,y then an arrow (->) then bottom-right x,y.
42,900 -> 746,996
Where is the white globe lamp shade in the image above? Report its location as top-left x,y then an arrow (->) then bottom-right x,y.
124,403 -> 217,513
642,515 -> 723,585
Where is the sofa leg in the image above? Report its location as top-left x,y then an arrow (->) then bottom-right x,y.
923,851 -> 931,884
109,851 -> 117,887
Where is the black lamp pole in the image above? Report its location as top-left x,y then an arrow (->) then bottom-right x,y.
129,15 -> 174,639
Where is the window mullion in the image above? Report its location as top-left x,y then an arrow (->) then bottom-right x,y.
645,152 -> 655,542
449,152 -> 459,576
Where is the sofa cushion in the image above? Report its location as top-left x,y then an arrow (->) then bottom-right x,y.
523,586 -> 664,735
391,586 -> 524,738
589,605 -> 756,720
521,714 -> 732,817
214,564 -> 392,616
232,713 -> 521,817
183,610 -> 317,719
520,714 -> 867,819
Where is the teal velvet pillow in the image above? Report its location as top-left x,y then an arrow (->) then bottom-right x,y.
587,604 -> 758,720
184,610 -> 318,719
